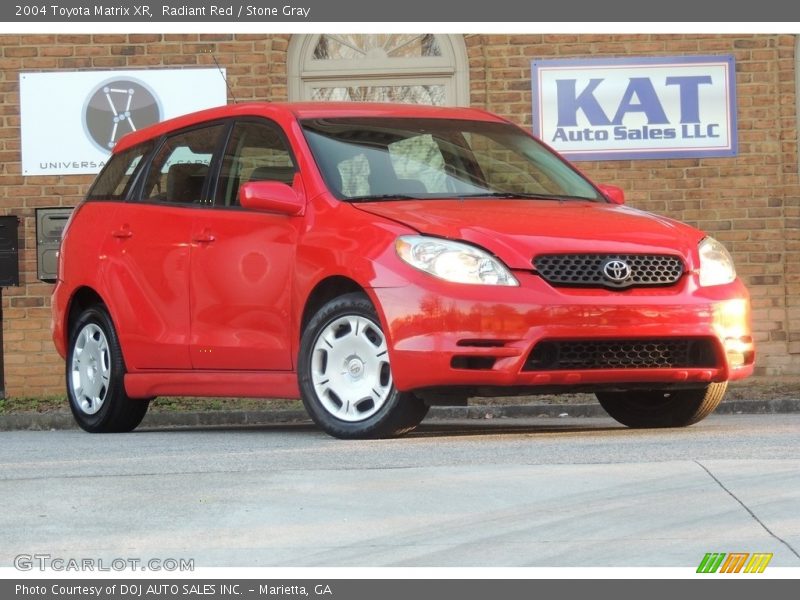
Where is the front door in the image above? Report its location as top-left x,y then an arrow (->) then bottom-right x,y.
189,119 -> 300,371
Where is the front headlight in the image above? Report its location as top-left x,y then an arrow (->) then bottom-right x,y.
698,237 -> 736,287
395,235 -> 518,286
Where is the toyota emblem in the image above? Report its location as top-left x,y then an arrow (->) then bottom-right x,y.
602,259 -> 632,283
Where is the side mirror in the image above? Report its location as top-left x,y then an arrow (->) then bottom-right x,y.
239,181 -> 305,216
597,184 -> 625,205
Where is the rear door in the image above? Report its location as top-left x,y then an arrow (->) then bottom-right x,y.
104,123 -> 227,370
188,118 -> 300,371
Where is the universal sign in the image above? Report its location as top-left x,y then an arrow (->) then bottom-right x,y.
531,55 -> 737,161
20,69 -> 227,176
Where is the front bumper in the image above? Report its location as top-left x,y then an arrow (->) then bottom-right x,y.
371,272 -> 754,393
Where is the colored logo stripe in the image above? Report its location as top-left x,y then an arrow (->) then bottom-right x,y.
720,553 -> 749,573
697,552 -> 772,573
744,553 -> 773,573
697,553 -> 726,573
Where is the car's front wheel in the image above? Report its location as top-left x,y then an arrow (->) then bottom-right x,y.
298,293 -> 428,439
596,382 -> 727,428
66,305 -> 150,432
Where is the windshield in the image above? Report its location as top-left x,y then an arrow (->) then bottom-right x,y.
301,117 -> 603,202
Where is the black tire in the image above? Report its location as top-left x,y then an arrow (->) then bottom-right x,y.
66,305 -> 150,433
596,382 -> 727,428
298,292 -> 429,439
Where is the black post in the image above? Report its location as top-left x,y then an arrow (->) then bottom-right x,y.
0,215 -> 21,400
0,290 -> 4,399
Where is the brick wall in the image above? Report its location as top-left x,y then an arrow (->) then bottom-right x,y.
0,33 -> 797,398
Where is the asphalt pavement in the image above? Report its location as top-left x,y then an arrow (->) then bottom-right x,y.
1,413 -> 798,569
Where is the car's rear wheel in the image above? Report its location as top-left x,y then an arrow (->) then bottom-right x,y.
298,292 -> 428,439
67,305 -> 150,432
596,382 -> 727,428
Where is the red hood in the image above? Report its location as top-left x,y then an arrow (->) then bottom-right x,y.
353,199 -> 703,270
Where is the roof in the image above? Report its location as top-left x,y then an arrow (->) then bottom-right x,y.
281,102 -> 504,120
113,102 -> 508,153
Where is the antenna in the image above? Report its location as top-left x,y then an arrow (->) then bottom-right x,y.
207,51 -> 238,104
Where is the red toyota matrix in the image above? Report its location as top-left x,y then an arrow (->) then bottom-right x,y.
52,102 -> 754,438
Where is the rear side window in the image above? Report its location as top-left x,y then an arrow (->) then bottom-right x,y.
139,124 -> 226,205
86,142 -> 153,200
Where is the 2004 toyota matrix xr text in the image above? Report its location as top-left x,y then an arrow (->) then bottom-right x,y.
51,102 -> 754,439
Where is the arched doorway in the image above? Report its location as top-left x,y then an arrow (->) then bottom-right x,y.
287,34 -> 470,106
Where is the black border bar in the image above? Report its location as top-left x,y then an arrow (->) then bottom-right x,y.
3,0 -> 800,23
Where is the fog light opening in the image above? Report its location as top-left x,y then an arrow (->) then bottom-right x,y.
724,336 -> 754,368
524,342 -> 559,371
451,356 -> 497,370
714,299 -> 750,340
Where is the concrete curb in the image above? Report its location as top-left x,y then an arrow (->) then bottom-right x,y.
1,397 -> 798,431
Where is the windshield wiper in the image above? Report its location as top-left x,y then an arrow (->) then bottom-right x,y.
347,194 -> 422,203
346,192 -> 599,203
457,192 -> 599,202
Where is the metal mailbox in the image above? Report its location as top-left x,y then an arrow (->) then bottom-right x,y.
36,207 -> 73,283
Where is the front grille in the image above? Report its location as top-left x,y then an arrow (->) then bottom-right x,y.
523,339 -> 717,371
533,254 -> 684,289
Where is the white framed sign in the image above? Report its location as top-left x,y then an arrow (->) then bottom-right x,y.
531,55 -> 737,161
20,69 -> 228,176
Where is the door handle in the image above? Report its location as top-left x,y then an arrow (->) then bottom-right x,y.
193,231 -> 216,244
112,227 -> 133,239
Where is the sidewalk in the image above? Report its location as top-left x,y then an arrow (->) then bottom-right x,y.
1,377 -> 798,431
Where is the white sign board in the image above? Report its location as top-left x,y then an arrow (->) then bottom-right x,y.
20,69 -> 228,176
531,55 -> 737,161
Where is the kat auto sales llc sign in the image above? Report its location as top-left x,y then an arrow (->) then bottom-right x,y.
531,55 -> 737,161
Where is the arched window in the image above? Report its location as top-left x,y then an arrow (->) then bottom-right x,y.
287,34 -> 469,106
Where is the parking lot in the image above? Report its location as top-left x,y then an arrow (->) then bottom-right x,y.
1,413 -> 799,568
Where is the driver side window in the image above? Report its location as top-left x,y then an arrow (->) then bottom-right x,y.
215,120 -> 296,207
